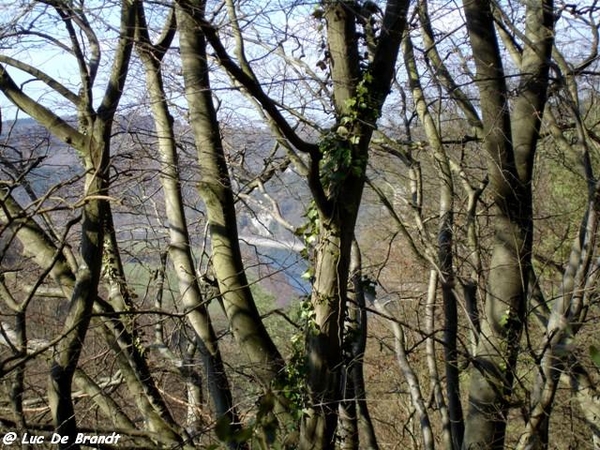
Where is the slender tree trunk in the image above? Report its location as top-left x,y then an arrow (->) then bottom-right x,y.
134,9 -> 242,443
425,270 -> 453,449
338,241 -> 365,450
461,1 -> 553,448
338,378 -> 358,450
374,299 -> 435,450
404,30 -> 464,449
346,241 -> 379,450
176,0 -> 286,401
47,125 -> 108,450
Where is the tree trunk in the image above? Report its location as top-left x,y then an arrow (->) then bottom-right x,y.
176,0 -> 286,399
343,241 -> 379,450
425,270 -> 453,449
461,1 -> 553,448
404,29 -> 464,448
299,2 -> 409,447
374,299 -> 435,450
301,218 -> 356,448
135,8 -> 242,443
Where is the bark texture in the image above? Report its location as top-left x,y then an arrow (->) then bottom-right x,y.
176,0 -> 286,405
461,1 -> 553,448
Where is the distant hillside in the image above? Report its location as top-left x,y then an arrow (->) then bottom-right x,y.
1,115 -> 310,303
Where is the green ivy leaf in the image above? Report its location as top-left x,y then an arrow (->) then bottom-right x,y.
301,267 -> 314,280
257,391 -> 275,418
336,125 -> 349,137
232,427 -> 254,444
499,308 -> 510,328
590,345 -> 600,369
215,415 -> 232,441
312,6 -> 324,20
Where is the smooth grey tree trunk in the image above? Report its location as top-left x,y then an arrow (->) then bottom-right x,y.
175,4 -> 290,439
404,29 -> 464,449
134,7 -> 243,446
461,1 -> 553,448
